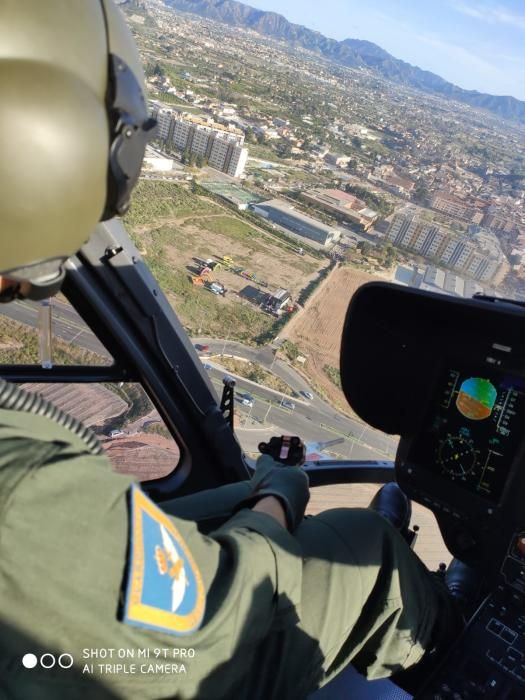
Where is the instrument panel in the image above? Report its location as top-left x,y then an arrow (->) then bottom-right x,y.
408,366 -> 525,504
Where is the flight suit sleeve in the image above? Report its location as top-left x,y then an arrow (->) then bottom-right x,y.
207,508 -> 303,627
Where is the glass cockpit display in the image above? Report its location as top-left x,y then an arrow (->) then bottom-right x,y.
410,367 -> 525,503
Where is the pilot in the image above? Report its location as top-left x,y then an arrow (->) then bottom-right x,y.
0,2 -> 461,699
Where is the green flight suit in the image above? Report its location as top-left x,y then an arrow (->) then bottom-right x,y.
0,408 -> 453,700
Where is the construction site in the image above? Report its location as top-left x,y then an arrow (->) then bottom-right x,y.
189,255 -> 297,317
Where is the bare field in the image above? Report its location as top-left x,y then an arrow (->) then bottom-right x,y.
127,184 -> 325,342
180,217 -> 321,300
283,265 -> 381,411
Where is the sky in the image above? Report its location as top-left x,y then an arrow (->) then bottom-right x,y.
246,0 -> 525,101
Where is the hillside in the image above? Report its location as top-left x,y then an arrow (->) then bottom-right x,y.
164,0 -> 525,124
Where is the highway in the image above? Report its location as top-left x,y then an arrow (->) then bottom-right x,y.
0,300 -> 398,460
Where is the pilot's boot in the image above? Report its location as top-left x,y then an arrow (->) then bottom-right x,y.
445,558 -> 480,616
368,481 -> 412,537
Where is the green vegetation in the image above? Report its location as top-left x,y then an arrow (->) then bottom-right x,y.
101,384 -> 153,434
144,422 -> 172,439
323,365 -> 342,389
149,92 -> 204,112
0,317 -> 108,366
124,181 -> 221,228
280,340 -> 302,363
217,357 -> 294,395
297,263 -> 335,306
343,184 -> 394,218
246,144 -> 285,162
184,215 -> 259,243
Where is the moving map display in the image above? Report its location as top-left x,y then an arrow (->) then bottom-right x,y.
411,367 -> 525,503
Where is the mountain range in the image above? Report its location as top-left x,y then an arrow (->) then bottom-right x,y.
164,0 -> 525,124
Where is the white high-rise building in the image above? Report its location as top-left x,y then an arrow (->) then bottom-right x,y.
226,144 -> 248,178
149,104 -> 248,177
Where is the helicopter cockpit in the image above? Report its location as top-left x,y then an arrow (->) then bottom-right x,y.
2,221 -> 525,699
340,282 -> 525,699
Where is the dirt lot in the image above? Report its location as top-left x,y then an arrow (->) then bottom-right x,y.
126,181 -> 324,343
181,214 -> 321,300
283,265 -> 381,411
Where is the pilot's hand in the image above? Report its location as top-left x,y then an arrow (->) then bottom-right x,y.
246,453 -> 310,531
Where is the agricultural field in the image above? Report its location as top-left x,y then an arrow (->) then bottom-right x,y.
124,180 -> 325,344
102,433 -> 180,481
21,383 -> 127,429
282,265 -> 381,411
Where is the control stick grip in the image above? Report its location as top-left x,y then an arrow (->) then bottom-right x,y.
258,435 -> 306,466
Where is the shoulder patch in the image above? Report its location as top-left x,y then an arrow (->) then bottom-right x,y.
122,484 -> 206,636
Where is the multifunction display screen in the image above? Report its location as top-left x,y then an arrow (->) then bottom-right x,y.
410,367 -> 525,503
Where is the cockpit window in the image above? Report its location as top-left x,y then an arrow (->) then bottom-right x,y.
19,382 -> 180,481
0,299 -> 112,366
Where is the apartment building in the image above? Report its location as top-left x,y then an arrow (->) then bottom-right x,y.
155,107 -> 176,142
387,213 -> 508,284
430,192 -> 486,225
149,104 -> 248,178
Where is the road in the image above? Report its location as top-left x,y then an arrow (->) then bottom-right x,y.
204,362 -> 396,460
1,301 -> 397,460
1,299 -> 111,358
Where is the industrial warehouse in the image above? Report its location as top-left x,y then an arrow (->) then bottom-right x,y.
250,199 -> 341,248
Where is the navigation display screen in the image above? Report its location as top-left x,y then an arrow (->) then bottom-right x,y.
410,366 -> 525,503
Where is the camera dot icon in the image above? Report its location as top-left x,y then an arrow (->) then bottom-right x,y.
22,652 -> 74,669
22,654 -> 38,669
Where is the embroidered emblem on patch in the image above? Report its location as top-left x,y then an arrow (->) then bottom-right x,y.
123,484 -> 205,635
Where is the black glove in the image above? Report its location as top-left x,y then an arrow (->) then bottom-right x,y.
241,453 -> 310,531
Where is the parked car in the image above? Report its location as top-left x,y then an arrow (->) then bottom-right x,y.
195,343 -> 209,352
241,394 -> 254,407
281,399 -> 295,410
202,362 -> 212,370
301,391 -> 314,400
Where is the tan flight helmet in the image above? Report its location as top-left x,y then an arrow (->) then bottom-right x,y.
0,0 -> 156,300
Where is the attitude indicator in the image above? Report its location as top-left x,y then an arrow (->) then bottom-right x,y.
456,377 -> 497,421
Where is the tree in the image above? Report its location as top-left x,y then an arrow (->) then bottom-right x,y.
153,62 -> 165,78
181,149 -> 191,165
195,154 -> 204,168
245,128 -> 257,144
357,241 -> 373,256
413,184 -> 429,205
277,140 -> 292,158
383,244 -> 397,268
